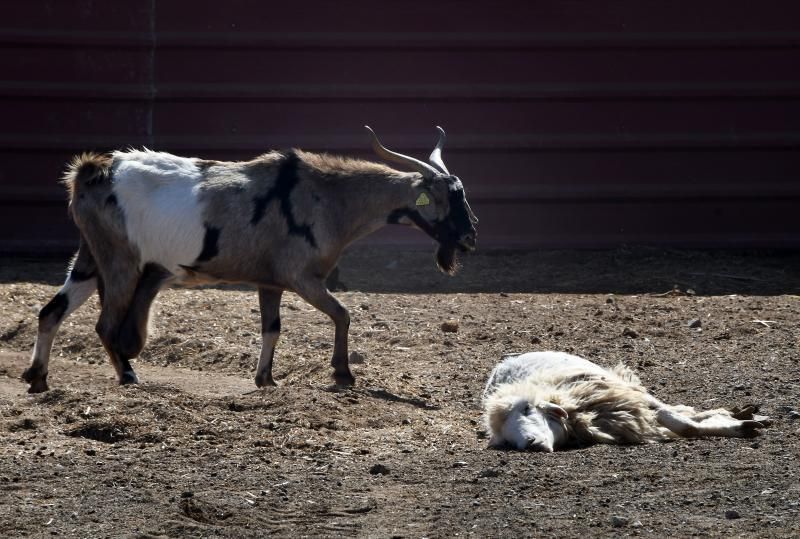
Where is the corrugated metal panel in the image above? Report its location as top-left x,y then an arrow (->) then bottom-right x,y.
2,0 -> 800,253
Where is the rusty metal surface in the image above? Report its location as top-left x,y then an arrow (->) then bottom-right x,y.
2,1 -> 800,253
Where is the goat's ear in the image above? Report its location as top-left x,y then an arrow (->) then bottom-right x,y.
538,402 -> 568,419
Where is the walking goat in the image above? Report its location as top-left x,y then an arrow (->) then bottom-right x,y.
23,127 -> 477,392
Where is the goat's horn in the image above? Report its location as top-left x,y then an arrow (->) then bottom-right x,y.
428,126 -> 449,175
364,126 -> 439,179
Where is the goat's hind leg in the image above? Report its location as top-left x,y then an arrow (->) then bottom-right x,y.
254,287 -> 282,388
23,244 -> 97,393
95,264 -> 168,385
293,279 -> 353,386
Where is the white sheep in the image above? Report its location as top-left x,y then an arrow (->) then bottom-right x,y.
483,351 -> 769,451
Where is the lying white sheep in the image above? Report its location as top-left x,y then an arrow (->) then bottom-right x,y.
483,351 -> 769,451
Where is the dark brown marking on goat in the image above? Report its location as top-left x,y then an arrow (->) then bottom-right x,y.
195,224 -> 221,263
39,293 -> 68,327
69,268 -> 95,282
250,150 -> 317,248
387,208 -> 439,239
67,234 -> 98,283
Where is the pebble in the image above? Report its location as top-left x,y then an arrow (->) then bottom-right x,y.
611,515 -> 629,528
787,410 -> 800,420
369,463 -> 390,475
688,319 -> 702,328
530,336 -> 541,344
84,448 -> 96,456
181,491 -> 194,498
452,461 -> 468,468
478,468 -> 500,478
441,320 -> 459,333
622,327 -> 638,338
725,510 -> 741,520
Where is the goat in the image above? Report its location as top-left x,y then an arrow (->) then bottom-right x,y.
483,352 -> 769,452
23,127 -> 478,393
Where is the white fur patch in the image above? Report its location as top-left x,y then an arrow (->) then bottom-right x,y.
111,150 -> 206,273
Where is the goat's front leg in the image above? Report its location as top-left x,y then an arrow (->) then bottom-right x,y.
23,244 -> 97,393
255,287 -> 283,388
293,279 -> 353,386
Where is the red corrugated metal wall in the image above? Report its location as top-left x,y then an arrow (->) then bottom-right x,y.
1,1 -> 799,253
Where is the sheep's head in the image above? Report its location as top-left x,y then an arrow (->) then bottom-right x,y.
485,394 -> 569,452
366,126 -> 478,274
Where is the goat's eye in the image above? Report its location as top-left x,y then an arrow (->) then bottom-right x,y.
523,403 -> 531,415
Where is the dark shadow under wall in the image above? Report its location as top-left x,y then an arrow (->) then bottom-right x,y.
2,246 -> 799,296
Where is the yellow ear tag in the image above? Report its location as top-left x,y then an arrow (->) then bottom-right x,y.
415,192 -> 430,206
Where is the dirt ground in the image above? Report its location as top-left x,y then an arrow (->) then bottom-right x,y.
1,247 -> 799,538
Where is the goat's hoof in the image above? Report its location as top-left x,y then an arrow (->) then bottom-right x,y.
332,371 -> 355,387
119,371 -> 139,386
254,374 -> 277,388
22,367 -> 49,393
27,378 -> 50,394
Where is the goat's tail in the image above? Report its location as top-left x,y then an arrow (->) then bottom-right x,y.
62,152 -> 113,201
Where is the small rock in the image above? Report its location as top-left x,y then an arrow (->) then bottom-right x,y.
84,448 -> 96,456
631,520 -> 643,528
478,468 -> 500,478
611,515 -> 629,528
349,351 -> 366,364
530,336 -> 541,344
181,491 -> 194,498
787,410 -> 800,420
441,320 -> 459,333
622,327 -> 638,338
725,510 -> 741,520
369,463 -> 390,475
452,461 -> 468,468
472,500 -> 481,506
688,319 -> 702,329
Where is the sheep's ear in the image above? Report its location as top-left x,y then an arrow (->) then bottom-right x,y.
539,402 -> 568,419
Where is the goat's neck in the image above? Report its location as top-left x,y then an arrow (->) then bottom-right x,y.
339,171 -> 421,245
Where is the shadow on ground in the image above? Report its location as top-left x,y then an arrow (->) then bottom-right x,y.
3,246 -> 799,296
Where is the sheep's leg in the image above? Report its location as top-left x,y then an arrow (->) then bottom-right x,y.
293,280 -> 353,386
255,287 -> 283,388
23,245 -> 97,393
95,267 -> 141,386
656,406 -> 767,439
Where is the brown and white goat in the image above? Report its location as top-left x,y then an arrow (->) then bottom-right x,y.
23,127 -> 478,393
483,352 -> 769,452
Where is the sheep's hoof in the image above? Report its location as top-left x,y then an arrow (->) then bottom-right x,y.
332,371 -> 355,387
254,373 -> 277,388
119,371 -> 139,385
22,367 -> 49,393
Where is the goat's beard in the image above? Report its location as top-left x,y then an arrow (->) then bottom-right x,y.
436,242 -> 460,275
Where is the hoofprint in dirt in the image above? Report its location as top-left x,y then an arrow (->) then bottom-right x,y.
1,248 -> 800,537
